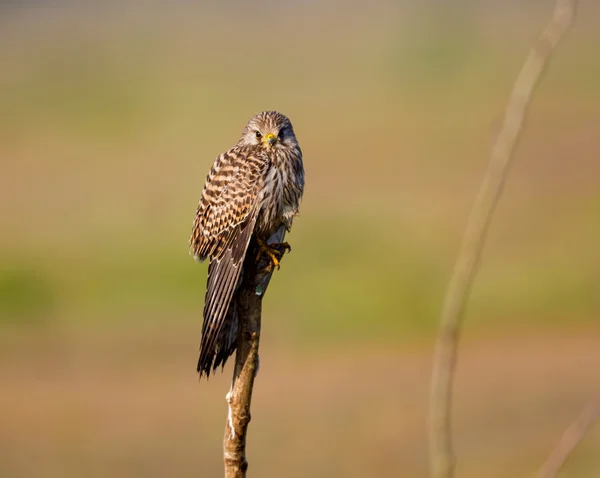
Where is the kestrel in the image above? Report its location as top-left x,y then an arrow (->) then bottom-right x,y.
190,111 -> 305,378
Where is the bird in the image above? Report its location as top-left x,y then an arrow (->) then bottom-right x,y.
190,111 -> 305,378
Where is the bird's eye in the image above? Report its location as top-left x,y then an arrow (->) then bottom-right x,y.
255,131 -> 262,139
278,128 -> 285,138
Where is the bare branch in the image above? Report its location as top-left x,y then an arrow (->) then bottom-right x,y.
535,398 -> 600,478
223,226 -> 287,478
428,2 -> 578,478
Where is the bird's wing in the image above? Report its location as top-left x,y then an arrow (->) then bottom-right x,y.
190,147 -> 267,374
190,148 -> 261,261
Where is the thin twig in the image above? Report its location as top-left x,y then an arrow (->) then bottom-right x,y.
535,398 -> 600,478
428,2 -> 578,478
223,226 -> 287,478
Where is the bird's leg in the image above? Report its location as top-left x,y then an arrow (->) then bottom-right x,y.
255,237 -> 290,270
255,237 -> 282,270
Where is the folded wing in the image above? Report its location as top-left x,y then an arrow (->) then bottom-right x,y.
190,148 -> 266,375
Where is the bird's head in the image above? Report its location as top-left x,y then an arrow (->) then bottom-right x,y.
238,111 -> 297,150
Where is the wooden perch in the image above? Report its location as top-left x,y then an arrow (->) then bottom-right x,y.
223,226 -> 287,478
428,1 -> 578,478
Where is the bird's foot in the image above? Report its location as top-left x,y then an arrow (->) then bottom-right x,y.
255,238 -> 291,271
277,242 -> 292,254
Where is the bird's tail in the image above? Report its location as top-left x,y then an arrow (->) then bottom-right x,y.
197,250 -> 243,378
197,301 -> 239,378
196,212 -> 259,378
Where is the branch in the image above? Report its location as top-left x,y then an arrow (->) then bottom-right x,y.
535,398 -> 600,478
428,2 -> 578,478
223,226 -> 287,478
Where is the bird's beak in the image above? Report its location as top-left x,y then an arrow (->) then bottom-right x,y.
263,133 -> 277,146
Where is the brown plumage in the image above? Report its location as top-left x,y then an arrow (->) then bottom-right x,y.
190,111 -> 304,378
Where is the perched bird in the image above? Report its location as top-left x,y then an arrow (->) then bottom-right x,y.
190,111 -> 305,378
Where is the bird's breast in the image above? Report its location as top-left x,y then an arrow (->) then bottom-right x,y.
256,156 -> 297,235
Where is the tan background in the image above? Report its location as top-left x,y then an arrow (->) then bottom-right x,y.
1,1 -> 599,476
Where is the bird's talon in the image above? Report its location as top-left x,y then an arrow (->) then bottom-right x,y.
256,238 -> 287,270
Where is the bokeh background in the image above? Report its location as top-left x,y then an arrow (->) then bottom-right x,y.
1,1 -> 599,477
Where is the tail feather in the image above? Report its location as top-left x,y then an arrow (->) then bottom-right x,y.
213,299 -> 240,373
197,263 -> 242,376
197,213 -> 257,378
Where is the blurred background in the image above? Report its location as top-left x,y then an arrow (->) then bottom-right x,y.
1,1 -> 599,477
